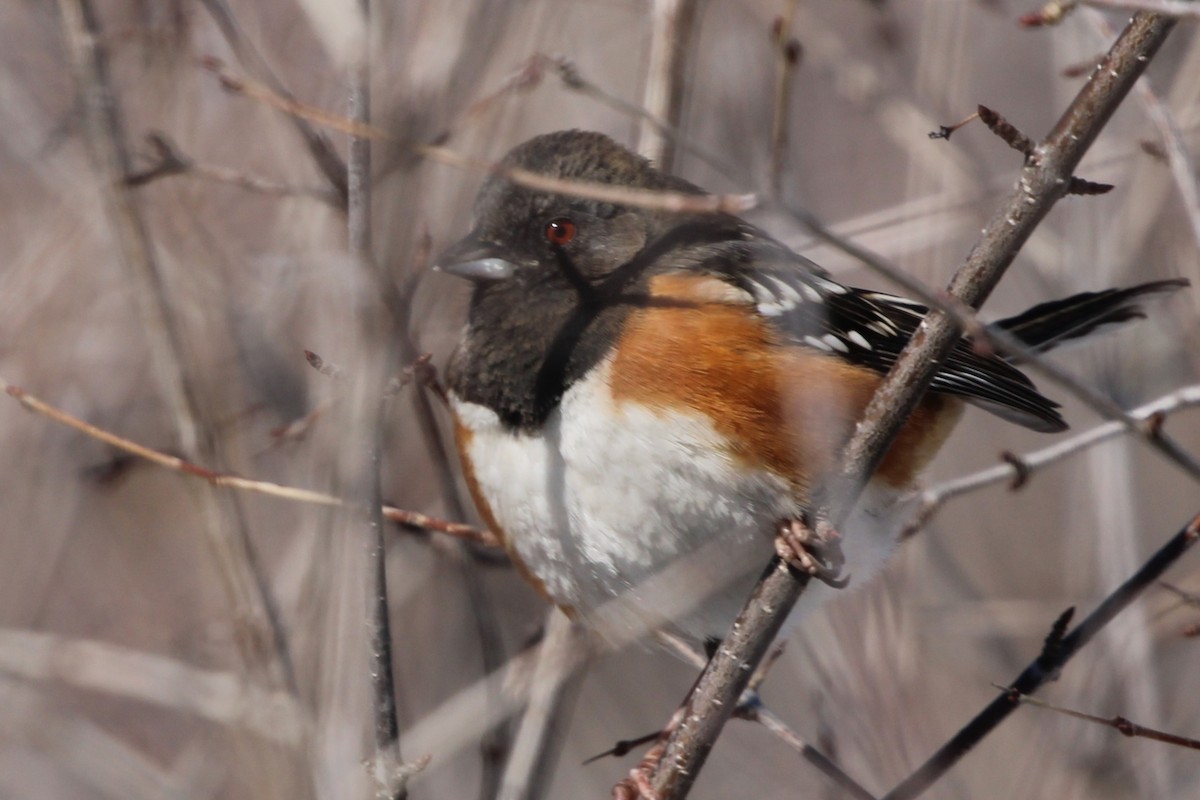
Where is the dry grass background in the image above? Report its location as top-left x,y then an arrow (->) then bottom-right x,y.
1,1 -> 1199,798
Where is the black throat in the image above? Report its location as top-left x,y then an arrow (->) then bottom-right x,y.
446,220 -> 740,432
446,256 -> 635,432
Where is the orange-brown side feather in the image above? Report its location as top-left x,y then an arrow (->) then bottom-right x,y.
610,273 -> 962,493
453,418 -> 576,615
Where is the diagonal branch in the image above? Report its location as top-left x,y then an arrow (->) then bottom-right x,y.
56,0 -> 298,695
909,385 -> 1200,533
648,10 -> 1181,798
0,376 -> 498,547
883,511 -> 1200,799
197,0 -> 349,206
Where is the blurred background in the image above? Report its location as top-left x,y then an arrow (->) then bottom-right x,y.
1,1 -> 1198,798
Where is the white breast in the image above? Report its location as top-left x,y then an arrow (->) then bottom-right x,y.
452,357 -> 906,642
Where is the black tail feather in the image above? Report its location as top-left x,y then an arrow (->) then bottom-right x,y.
991,279 -> 1188,358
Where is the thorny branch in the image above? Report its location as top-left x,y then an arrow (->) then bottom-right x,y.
648,11 -> 1183,799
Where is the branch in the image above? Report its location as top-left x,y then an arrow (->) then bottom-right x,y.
340,11 -> 408,798
652,631 -> 878,800
0,377 -> 499,548
56,0 -> 297,694
636,0 -> 701,169
997,687 -> 1200,751
908,385 -> 1200,533
1085,0 -> 1200,18
1085,9 -> 1200,252
495,611 -> 588,800
0,628 -> 305,745
649,11 -> 1181,798
126,132 -> 340,204
197,57 -> 755,215
197,0 -> 349,205
882,511 -> 1200,799
768,2 -> 804,196
779,199 -> 1200,483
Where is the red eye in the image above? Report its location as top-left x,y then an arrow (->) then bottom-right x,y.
544,218 -> 576,246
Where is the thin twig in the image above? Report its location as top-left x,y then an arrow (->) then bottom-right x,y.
768,1 -> 803,196
1085,0 -> 1200,18
649,12 -> 1181,798
0,377 -> 499,547
636,0 -> 701,170
539,55 -> 738,184
197,0 -> 348,205
650,632 -> 877,799
344,9 -> 406,798
1086,9 -> 1200,253
127,131 -> 339,203
198,57 -> 755,215
56,0 -> 297,695
0,627 -> 305,745
995,686 -> 1200,751
906,385 -> 1200,534
496,611 -> 589,800
883,510 -> 1200,799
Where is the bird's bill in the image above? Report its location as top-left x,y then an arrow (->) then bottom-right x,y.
434,237 -> 516,282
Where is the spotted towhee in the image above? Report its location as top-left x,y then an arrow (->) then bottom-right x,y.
436,129 -> 1186,641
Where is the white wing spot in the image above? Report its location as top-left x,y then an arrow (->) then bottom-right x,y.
803,335 -> 831,352
847,330 -> 872,350
868,320 -> 896,336
800,283 -> 820,302
766,276 -> 802,307
814,277 -> 848,295
822,334 -> 849,353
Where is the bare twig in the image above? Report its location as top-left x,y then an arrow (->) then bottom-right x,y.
342,11 -> 407,798
650,632 -> 876,799
0,628 -> 305,745
497,611 -> 588,800
57,0 -> 297,695
748,707 -> 878,800
58,0 -> 203,465
883,510 -> 1200,799
768,1 -> 803,194
128,132 -> 338,204
649,12 -> 1182,798
198,57 -> 755,215
0,377 -> 499,547
1085,0 -> 1200,18
997,686 -> 1200,751
1023,0 -> 1200,25
197,0 -> 348,205
907,385 -> 1200,534
1019,2 -> 1079,28
1085,9 -> 1200,252
636,0 -> 701,170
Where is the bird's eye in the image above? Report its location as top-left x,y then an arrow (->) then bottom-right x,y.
544,218 -> 577,246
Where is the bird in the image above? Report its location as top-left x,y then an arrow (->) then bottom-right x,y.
436,129 -> 1186,642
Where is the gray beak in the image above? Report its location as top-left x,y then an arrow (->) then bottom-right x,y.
434,237 -> 516,283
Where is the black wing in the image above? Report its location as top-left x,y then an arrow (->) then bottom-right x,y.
692,235 -> 1067,433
